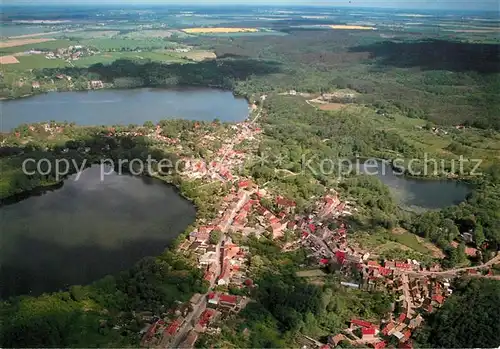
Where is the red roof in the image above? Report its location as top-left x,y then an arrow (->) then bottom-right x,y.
335,250 -> 346,264
309,224 -> 317,232
374,341 -> 387,349
402,329 -> 412,341
320,258 -> 329,265
219,294 -> 238,305
208,292 -> 216,299
398,313 -> 406,322
362,327 -> 376,336
378,267 -> 392,276
351,319 -> 375,328
238,180 -> 251,188
165,320 -> 180,335
276,197 -> 296,207
302,231 -> 309,238
432,294 -> 444,304
382,323 -> 395,335
368,260 -> 380,267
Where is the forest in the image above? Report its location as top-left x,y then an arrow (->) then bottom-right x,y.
414,278 -> 500,348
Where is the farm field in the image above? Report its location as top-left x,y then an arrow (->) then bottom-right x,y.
0,39 -> 72,54
329,25 -> 375,30
80,38 -> 176,51
60,30 -> 120,39
0,56 -> 20,64
1,55 -> 68,71
0,38 -> 55,49
182,27 -> 259,34
122,30 -> 180,39
71,51 -> 188,67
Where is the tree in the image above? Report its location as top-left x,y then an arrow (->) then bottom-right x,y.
474,223 -> 485,248
209,230 -> 222,245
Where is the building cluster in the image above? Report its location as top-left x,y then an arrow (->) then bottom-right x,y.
45,45 -> 98,61
181,122 -> 261,182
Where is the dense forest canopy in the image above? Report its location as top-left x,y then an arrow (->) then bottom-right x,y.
415,278 -> 500,348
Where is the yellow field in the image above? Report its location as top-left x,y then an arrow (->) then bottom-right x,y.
329,25 -> 375,30
0,55 -> 20,64
0,38 -> 55,48
182,27 -> 258,34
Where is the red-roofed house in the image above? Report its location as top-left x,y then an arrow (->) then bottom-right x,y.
373,341 -> 387,349
320,258 -> 330,265
432,294 -> 444,305
309,224 -> 317,233
219,294 -> 238,307
368,260 -> 380,267
398,313 -> 406,323
401,329 -> 412,342
362,327 -> 377,340
351,319 -> 375,329
336,250 -> 346,264
238,180 -> 252,189
382,322 -> 395,335
165,320 -> 180,336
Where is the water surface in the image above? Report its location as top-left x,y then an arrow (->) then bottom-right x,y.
358,160 -> 471,211
0,87 -> 250,131
0,166 -> 196,298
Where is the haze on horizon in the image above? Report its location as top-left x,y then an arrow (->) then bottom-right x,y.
2,0 -> 499,11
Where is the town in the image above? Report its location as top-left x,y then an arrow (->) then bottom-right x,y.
117,100 -> 500,349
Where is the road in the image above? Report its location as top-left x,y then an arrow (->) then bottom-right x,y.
405,254 -> 500,278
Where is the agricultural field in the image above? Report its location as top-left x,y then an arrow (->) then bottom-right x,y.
71,51 -> 188,67
329,25 -> 376,30
1,55 -> 68,71
60,30 -> 120,39
0,56 -> 20,64
122,30 -> 180,39
0,38 -> 55,49
0,39 -> 72,54
182,27 -> 259,34
80,38 -> 177,51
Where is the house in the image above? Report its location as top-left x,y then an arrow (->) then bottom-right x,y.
32,81 -> 40,89
362,327 -> 377,340
195,309 -> 216,332
90,80 -> 104,89
164,320 -> 180,336
350,319 -> 375,329
373,341 -> 387,349
208,292 -> 219,306
329,334 -> 347,347
180,330 -> 198,348
219,294 -> 238,308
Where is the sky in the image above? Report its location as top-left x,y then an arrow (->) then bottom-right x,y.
3,0 -> 499,11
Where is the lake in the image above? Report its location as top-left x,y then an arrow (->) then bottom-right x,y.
0,166 -> 196,298
0,87 -> 250,131
358,160 -> 472,211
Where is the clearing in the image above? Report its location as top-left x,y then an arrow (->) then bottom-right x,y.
0,38 -> 55,48
318,103 -> 348,111
182,50 -> 217,61
182,27 -> 258,34
296,269 -> 328,277
0,56 -> 20,64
